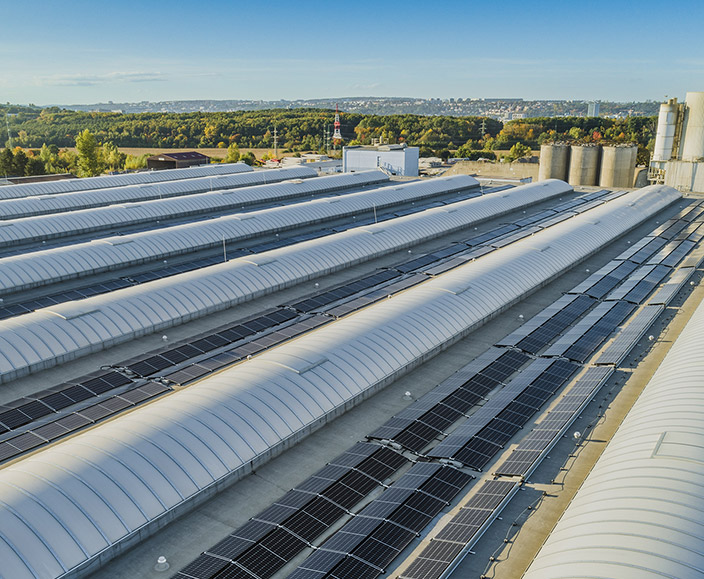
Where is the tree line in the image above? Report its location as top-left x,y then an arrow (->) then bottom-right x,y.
1,104 -> 658,177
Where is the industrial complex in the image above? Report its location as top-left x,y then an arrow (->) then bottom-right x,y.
0,109 -> 703,579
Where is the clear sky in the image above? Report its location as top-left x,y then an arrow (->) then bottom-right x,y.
2,0 -> 702,105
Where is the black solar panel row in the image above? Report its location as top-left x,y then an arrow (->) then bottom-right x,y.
595,305 -> 664,366
606,264 -> 671,304
0,369 -> 132,434
0,278 -> 133,321
172,442 -> 408,579
0,381 -> 170,463
368,350 -> 531,452
560,301 -> 635,362
162,316 -> 330,386
288,270 -> 399,313
399,480 -> 519,579
289,463 -> 472,579
515,294 -> 597,354
429,359 -> 578,470
325,274 -> 427,319
124,307 -> 299,378
569,260 -> 640,299
648,266 -> 696,306
513,209 -> 557,227
495,366 -> 613,477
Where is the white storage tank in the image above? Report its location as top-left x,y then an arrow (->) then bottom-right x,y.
538,144 -> 570,181
652,98 -> 680,162
681,91 -> 704,161
568,145 -> 600,186
599,144 -> 637,188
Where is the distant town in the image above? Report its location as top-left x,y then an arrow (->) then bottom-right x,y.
61,97 -> 659,120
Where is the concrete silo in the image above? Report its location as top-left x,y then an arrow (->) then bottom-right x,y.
680,91 -> 704,161
568,145 -> 600,186
599,144 -> 637,188
538,143 -> 570,181
652,98 -> 682,162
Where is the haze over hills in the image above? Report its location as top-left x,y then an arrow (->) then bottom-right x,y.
61,97 -> 659,118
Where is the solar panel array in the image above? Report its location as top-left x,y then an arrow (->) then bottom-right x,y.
388,199 -> 704,579
288,463 -> 473,579
172,189 -> 634,579
595,305 -> 665,366
0,379 -> 169,461
399,480 -> 519,579
0,185 -> 693,579
368,349 -> 531,453
0,182 -> 498,322
174,442 -> 408,579
427,359 -> 579,470
495,366 -> 614,477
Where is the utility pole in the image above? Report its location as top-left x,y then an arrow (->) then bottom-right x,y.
480,117 -> 487,137
5,111 -> 12,149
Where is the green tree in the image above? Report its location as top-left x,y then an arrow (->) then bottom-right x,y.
75,129 -> 101,176
223,143 -> 240,163
124,154 -> 148,171
507,142 -> 531,162
240,151 -> 256,165
0,148 -> 13,175
101,142 -> 126,171
25,157 -> 46,176
12,149 -> 28,175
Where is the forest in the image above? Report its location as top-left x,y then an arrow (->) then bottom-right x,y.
1,104 -> 657,177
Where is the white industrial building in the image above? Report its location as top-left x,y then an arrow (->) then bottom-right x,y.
343,144 -> 420,176
650,91 -> 704,192
0,158 -> 702,579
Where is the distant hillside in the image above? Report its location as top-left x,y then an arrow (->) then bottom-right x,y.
57,97 -> 659,118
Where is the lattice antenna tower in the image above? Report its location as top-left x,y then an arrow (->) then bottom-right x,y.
332,103 -> 343,144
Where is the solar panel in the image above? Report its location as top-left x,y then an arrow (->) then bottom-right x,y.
606,264 -> 671,304
543,301 -> 624,357
496,294 -> 582,347
495,367 -> 614,478
648,267 -> 695,306
490,226 -> 542,248
174,553 -> 231,579
596,304 -> 664,366
288,270 -> 399,313
174,442 -> 408,579
647,239 -> 696,267
657,219 -> 690,240
289,464 -> 471,579
462,223 -> 519,246
513,209 -> 557,227
429,358 -> 578,465
560,301 -> 635,362
515,295 -> 597,353
400,480 -> 519,579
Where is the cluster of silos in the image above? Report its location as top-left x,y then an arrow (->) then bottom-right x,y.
540,143 -> 637,188
650,91 -> 704,192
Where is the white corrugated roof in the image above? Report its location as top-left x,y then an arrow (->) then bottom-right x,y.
0,183 -> 680,579
524,286 -> 704,579
0,179 -> 573,383
0,162 -> 252,200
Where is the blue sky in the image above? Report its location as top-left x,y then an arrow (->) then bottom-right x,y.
2,0 -> 702,105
